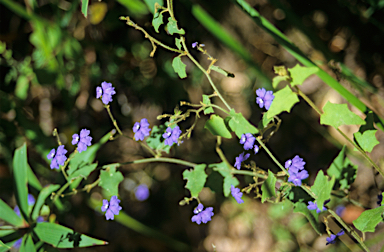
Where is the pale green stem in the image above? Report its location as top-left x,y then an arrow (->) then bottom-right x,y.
52,181 -> 71,202
121,157 -> 198,167
256,137 -> 289,175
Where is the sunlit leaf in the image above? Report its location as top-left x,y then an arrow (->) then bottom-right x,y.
265,86 -> 299,120
202,95 -> 214,115
311,170 -> 335,210
175,38 -> 182,50
166,17 -> 185,35
99,164 -> 124,198
320,102 -> 366,128
227,109 -> 258,138
204,115 -> 232,138
152,11 -> 164,33
172,56 -> 187,79
183,164 -> 207,198
272,75 -> 289,89
288,64 -> 318,87
354,130 -> 379,153
353,206 -> 384,233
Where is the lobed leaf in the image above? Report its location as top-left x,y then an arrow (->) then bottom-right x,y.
202,94 -> 214,115
261,170 -> 276,203
327,146 -> 357,190
320,102 -> 366,128
227,109 -> 258,138
311,170 -> 335,210
209,162 -> 239,196
175,38 -> 182,50
182,164 -> 207,198
172,57 -> 187,79
204,115 -> 232,138
99,164 -> 124,198
67,163 -> 98,181
353,206 -> 384,233
354,130 -> 379,153
33,222 -> 108,248
265,86 -> 299,120
288,64 -> 318,87
166,17 -> 185,35
152,11 -> 164,33
13,143 -> 29,221
272,75 -> 289,89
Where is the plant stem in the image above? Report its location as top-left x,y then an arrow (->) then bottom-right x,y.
121,157 -> 198,168
231,169 -> 267,179
52,181 -> 71,203
256,137 -> 289,175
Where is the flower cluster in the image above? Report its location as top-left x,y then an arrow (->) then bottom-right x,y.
72,129 -> 92,153
47,145 -> 68,169
96,81 -> 116,105
231,185 -> 244,204
191,203 -> 214,225
163,126 -> 182,146
326,229 -> 344,245
133,118 -> 151,141
285,155 -> 308,186
256,88 -> 275,110
101,196 -> 122,220
307,201 -> 327,213
234,152 -> 250,170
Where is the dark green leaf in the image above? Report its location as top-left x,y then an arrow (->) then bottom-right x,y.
13,143 -> 29,221
34,222 -> 108,248
320,102 -> 366,128
32,184 -> 60,221
354,130 -> 379,153
152,11 -> 164,33
204,115 -> 232,138
0,198 -> 23,226
227,109 -> 258,138
288,64 -> 318,87
67,163 -> 98,181
265,86 -> 299,120
209,162 -> 239,196
293,201 -> 322,235
99,164 -> 124,198
327,146 -> 357,190
261,170 -> 276,203
311,170 -> 335,210
353,206 -> 384,233
171,57 -> 187,79
166,17 -> 185,35
81,0 -> 89,18
182,164 -> 207,198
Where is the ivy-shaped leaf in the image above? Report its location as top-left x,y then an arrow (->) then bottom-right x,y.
311,170 -> 335,210
172,56 -> 187,79
202,94 -> 214,115
98,164 -> 124,198
327,145 -> 357,190
175,38 -> 182,50
272,75 -> 290,89
261,170 -> 276,203
293,201 -> 322,235
353,206 -> 384,233
354,130 -> 379,153
209,162 -> 239,197
226,109 -> 258,138
265,86 -> 299,120
320,102 -> 366,128
182,164 -> 207,198
288,64 -> 318,87
166,17 -> 185,35
152,11 -> 164,33
204,115 -> 232,138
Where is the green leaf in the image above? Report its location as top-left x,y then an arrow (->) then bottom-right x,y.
116,0 -> 149,16
288,64 -> 318,87
293,201 -> 322,235
99,164 -> 124,198
166,17 -> 185,35
27,164 -> 42,190
34,222 -> 108,248
209,162 -> 239,196
261,113 -> 274,128
204,115 -> 232,138
146,124 -> 172,153
0,240 -> 10,249
67,163 -> 98,181
152,11 -> 164,33
320,102 -> 366,128
0,198 -> 23,226
265,86 -> 299,120
202,95 -> 214,115
310,170 -> 335,210
81,0 -> 89,18
327,146 -> 357,190
261,170 -> 276,203
353,206 -> 384,233
354,130 -> 379,153
31,184 -> 60,221
272,75 -> 289,89
210,65 -> 235,78
20,234 -> 36,252
143,0 -> 163,14
227,109 -> 258,138
171,57 -> 187,79
13,143 -> 29,221
15,75 -> 29,100
175,38 -> 182,50
182,164 -> 207,198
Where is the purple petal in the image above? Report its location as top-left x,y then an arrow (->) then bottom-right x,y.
72,134 -> 80,145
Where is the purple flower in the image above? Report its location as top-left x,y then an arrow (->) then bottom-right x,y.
135,184 -> 150,201
192,42 -> 198,48
326,229 -> 344,245
72,129 -> 92,153
191,203 -> 214,225
307,201 -> 327,213
47,145 -> 68,169
230,185 -> 244,204
96,81 -> 116,105
285,155 -> 306,173
288,169 -> 308,186
133,118 -> 151,141
256,88 -> 275,110
28,194 -> 36,205
335,205 -> 346,216
101,196 -> 122,220
239,133 -> 256,150
254,145 -> 259,154
163,126 -> 182,146
234,152 -> 250,170
13,238 -> 22,249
